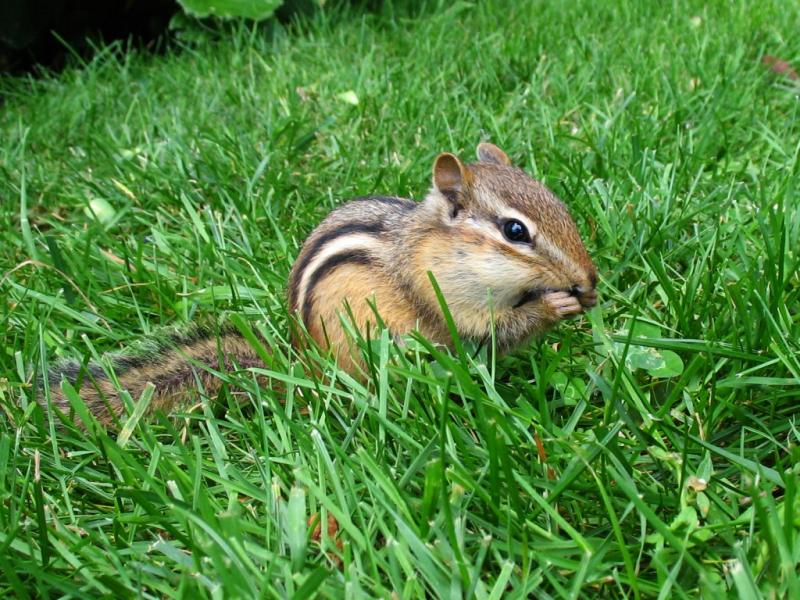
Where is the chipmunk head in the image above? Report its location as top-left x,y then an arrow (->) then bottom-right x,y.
416,142 -> 597,348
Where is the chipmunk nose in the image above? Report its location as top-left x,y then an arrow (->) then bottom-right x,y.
570,271 -> 598,308
570,284 -> 597,308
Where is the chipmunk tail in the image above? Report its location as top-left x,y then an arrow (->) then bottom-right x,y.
40,322 -> 268,429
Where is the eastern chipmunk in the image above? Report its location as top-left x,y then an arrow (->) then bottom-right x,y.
43,143 -> 597,427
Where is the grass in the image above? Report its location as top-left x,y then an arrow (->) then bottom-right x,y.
1,0 -> 799,596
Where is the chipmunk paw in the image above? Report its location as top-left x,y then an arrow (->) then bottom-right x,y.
544,291 -> 584,319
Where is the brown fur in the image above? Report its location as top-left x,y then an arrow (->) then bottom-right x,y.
46,334 -> 268,428
305,262 -> 425,374
44,143 -> 598,427
288,143 -> 596,360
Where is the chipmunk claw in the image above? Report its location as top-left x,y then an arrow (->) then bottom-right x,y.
544,290 -> 584,319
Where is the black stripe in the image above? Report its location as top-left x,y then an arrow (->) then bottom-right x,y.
513,288 -> 545,309
302,249 -> 374,326
290,221 -> 385,309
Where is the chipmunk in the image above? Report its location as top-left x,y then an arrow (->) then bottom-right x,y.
42,143 -> 597,427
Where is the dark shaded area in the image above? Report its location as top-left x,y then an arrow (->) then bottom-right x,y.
0,0 -> 180,74
0,1 -> 403,76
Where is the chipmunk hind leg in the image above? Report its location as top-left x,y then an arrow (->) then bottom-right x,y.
303,262 -> 419,375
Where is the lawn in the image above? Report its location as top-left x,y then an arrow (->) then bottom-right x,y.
1,0 -> 799,597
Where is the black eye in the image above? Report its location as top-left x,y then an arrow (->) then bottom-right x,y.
502,219 -> 531,244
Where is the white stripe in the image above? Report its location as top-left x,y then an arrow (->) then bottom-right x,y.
467,208 -> 575,274
296,233 -> 381,312
466,207 -> 539,251
500,207 -> 539,241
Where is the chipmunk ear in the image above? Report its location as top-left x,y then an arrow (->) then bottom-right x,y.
476,142 -> 511,166
433,153 -> 466,200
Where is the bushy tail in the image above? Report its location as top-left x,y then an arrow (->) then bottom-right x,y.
41,324 -> 268,428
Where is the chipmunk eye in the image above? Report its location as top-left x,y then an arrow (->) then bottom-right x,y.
502,219 -> 531,244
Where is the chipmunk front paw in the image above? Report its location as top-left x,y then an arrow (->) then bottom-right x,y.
543,290 -> 584,319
